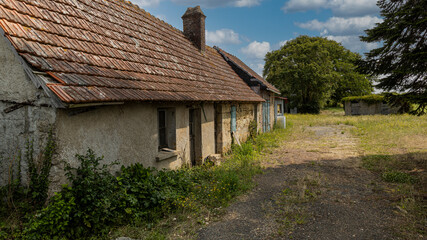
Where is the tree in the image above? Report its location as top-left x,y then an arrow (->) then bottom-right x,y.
264,36 -> 372,113
360,0 -> 427,115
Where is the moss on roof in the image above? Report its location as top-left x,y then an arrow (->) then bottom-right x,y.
342,94 -> 385,104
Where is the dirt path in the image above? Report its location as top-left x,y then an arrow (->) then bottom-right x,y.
197,125 -> 404,240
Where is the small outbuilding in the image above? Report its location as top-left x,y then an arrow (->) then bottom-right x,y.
343,95 -> 400,116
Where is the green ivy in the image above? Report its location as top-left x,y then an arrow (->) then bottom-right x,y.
27,129 -> 56,207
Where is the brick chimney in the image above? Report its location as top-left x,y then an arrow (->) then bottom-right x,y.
182,6 -> 206,52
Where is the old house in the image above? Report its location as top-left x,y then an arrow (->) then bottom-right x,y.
0,0 -> 278,189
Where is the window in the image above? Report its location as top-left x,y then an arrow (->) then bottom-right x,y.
158,110 -> 167,149
158,108 -> 176,150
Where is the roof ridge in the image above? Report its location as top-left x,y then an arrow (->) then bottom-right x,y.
215,46 -> 280,94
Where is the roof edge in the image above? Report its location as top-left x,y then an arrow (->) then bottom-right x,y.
0,27 -> 66,108
214,46 -> 280,95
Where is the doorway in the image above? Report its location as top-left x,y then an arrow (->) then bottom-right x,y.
189,108 -> 202,166
262,101 -> 270,132
214,104 -> 223,154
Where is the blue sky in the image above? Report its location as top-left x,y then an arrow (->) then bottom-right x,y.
132,0 -> 382,75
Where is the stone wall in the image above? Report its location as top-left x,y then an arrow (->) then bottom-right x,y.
218,103 -> 257,154
0,35 -> 57,186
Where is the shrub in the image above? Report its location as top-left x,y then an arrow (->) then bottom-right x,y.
63,149 -> 120,236
24,188 -> 75,240
117,164 -> 193,223
20,127 -> 285,239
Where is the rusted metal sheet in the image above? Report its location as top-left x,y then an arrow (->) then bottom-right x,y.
0,0 -> 265,104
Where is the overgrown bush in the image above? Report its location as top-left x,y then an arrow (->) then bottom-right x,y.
24,149 -> 120,239
117,164 -> 193,223
24,188 -> 75,240
13,127 -> 286,239
0,129 -> 56,239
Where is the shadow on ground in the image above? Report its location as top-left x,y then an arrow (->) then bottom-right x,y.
197,152 -> 426,240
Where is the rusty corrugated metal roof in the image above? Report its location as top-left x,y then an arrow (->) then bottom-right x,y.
215,47 -> 280,94
0,0 -> 265,104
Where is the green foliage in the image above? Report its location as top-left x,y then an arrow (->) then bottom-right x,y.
64,149 -> 120,236
342,94 -> 385,104
0,129 -> 56,239
24,188 -> 75,240
384,93 -> 420,115
248,120 -> 258,139
117,164 -> 193,223
264,35 -> 372,113
14,127 -> 287,239
382,171 -> 417,184
360,0 -> 426,115
27,129 -> 56,207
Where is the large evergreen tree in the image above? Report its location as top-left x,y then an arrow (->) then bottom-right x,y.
264,36 -> 372,113
360,0 -> 427,115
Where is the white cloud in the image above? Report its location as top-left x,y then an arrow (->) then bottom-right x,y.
296,16 -> 382,36
206,29 -> 241,45
241,41 -> 271,59
171,0 -> 262,8
283,0 -> 327,12
279,40 -> 289,47
234,0 -> 262,7
325,35 -> 380,52
283,0 -> 379,17
133,0 -> 161,7
249,63 -> 265,76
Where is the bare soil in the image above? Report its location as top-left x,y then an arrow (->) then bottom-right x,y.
197,125 -> 411,240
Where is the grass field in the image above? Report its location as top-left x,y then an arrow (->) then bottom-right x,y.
285,109 -> 427,237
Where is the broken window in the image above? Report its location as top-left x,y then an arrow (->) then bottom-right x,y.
158,108 -> 176,151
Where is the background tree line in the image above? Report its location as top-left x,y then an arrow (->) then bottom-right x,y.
264,0 -> 426,115
264,36 -> 373,113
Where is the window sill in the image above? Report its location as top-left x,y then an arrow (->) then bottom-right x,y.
156,148 -> 180,162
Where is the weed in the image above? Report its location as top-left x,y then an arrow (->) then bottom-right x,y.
269,173 -> 322,237
382,171 -> 416,184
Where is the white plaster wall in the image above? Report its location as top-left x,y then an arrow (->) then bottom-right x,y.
52,103 -> 217,190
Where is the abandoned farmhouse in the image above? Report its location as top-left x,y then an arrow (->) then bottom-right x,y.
0,0 -> 279,188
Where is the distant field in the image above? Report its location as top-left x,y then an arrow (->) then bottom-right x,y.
286,112 -> 427,155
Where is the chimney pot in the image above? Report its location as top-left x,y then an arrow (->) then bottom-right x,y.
182,6 -> 206,52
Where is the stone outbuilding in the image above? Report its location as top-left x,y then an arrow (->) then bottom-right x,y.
343,95 -> 400,116
0,1 -> 279,189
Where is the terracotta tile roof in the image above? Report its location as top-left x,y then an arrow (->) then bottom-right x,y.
0,0 -> 265,104
215,47 -> 280,94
